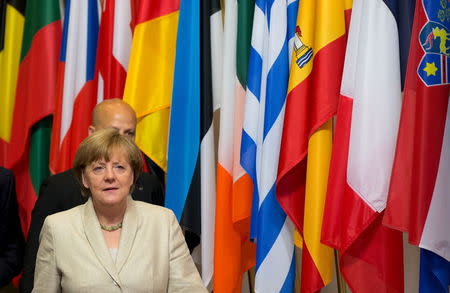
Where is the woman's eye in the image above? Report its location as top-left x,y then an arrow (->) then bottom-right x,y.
114,165 -> 127,172
92,166 -> 104,173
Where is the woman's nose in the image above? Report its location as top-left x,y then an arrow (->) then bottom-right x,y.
103,166 -> 116,181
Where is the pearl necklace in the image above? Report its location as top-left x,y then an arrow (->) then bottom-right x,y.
100,222 -> 123,232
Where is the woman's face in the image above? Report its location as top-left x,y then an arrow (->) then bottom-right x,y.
82,149 -> 134,208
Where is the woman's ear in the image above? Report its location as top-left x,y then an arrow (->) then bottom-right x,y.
82,172 -> 89,189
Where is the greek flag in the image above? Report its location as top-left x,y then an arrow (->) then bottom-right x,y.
241,0 -> 298,291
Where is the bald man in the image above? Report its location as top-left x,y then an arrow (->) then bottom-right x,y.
90,100 -> 165,184
20,99 -> 164,293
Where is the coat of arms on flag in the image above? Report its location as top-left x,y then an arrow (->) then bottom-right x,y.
418,1 -> 449,86
293,26 -> 313,69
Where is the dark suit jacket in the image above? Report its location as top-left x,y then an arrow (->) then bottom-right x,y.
0,167 -> 24,288
20,169 -> 164,293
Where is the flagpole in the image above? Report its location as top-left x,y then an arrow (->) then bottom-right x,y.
247,267 -> 254,292
334,249 -> 347,293
332,117 -> 346,293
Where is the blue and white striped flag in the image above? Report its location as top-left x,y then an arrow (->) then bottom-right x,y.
241,0 -> 298,292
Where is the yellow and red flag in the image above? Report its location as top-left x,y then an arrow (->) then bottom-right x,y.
124,0 -> 180,171
276,0 -> 352,292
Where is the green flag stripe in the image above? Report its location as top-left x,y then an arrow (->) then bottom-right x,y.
29,116 -> 52,194
236,0 -> 254,88
20,0 -> 59,60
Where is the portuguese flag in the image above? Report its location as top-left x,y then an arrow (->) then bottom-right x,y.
1,0 -> 61,235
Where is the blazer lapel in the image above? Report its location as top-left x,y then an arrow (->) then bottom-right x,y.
82,198 -> 121,285
116,196 -> 139,274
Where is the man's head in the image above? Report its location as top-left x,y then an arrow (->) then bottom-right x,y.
88,99 -> 137,140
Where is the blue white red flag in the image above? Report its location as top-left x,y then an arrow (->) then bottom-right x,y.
50,0 -> 100,173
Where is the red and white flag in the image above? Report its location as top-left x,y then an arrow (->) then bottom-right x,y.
96,0 -> 132,101
50,0 -> 100,173
384,0 -> 450,265
321,0 -> 408,291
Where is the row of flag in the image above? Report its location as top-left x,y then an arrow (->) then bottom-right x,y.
0,0 -> 449,292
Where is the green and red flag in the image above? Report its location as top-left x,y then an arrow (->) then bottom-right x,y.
0,0 -> 61,234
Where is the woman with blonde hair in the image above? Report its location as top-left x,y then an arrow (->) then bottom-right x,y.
33,128 -> 206,292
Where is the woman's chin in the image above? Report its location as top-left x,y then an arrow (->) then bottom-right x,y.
93,195 -> 127,208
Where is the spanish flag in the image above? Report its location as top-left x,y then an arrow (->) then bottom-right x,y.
124,1 -> 180,171
276,0 -> 351,292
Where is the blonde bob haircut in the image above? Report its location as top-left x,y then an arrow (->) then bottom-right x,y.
73,128 -> 143,197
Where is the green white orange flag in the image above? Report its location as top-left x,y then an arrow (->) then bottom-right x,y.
276,0 -> 352,291
214,0 -> 255,292
124,1 -> 180,171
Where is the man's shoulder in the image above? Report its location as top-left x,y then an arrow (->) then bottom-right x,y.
40,169 -> 81,195
133,172 -> 164,206
37,169 -> 84,209
136,171 -> 160,185
43,169 -> 77,185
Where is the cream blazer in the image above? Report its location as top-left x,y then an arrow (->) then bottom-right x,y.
32,197 -> 207,293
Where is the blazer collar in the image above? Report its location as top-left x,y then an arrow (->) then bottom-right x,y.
82,197 -> 139,285
116,196 -> 139,274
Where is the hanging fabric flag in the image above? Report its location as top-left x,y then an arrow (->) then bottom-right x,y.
209,0 -> 222,112
96,0 -> 132,101
197,0 -> 220,287
165,0 -> 201,266
321,0 -> 415,292
383,0 -> 450,291
123,0 -> 179,172
276,0 -> 351,291
240,0 -> 298,291
214,0 -> 256,291
50,0 -> 100,173
419,249 -> 450,293
0,0 -> 62,237
0,0 -> 26,164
